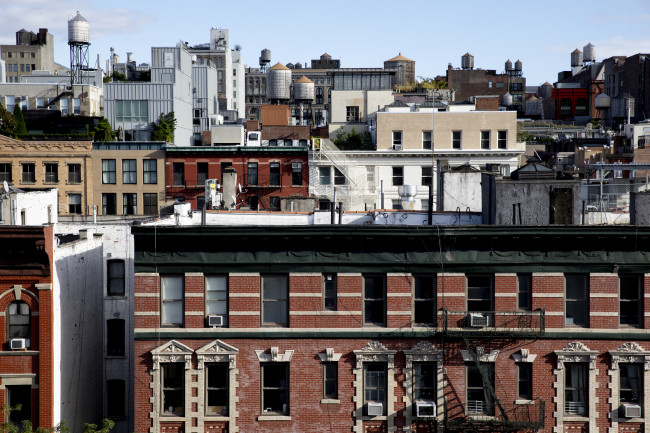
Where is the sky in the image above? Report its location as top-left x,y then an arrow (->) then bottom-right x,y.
1,0 -> 650,87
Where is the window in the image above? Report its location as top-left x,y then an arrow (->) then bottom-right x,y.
414,275 -> 436,326
269,197 -> 281,211
206,276 -> 227,326
248,196 -> 258,210
364,275 -> 386,326
206,363 -> 229,415
422,131 -> 432,150
123,193 -> 137,215
560,98 -> 572,117
262,275 -> 288,327
68,194 -> 81,214
421,167 -> 432,186
247,162 -> 258,186
143,160 -> 157,184
565,363 -> 587,415
467,363 -> 494,415
7,385 -> 31,425
73,98 -> 81,115
620,275 -> 642,327
510,83 -> 523,92
480,130 -> 490,149
102,193 -> 117,215
262,363 -> 289,414
392,199 -> 403,210
106,318 -> 125,356
566,274 -> 588,327
318,167 -> 331,185
122,160 -> 136,184
334,167 -> 345,185
392,166 -> 404,186
323,362 -> 338,399
291,162 -> 302,186
467,275 -> 493,312
323,274 -> 337,311
22,163 -> 35,183
115,100 -> 148,123
392,131 -> 402,148
162,363 -> 184,416
452,131 -> 462,149
269,162 -> 281,186
102,159 -> 116,184
162,276 -> 184,327
497,130 -> 507,149
496,82 -> 504,88
413,362 -> 436,408
106,379 -> 125,418
575,98 -> 588,116
8,301 -> 30,342
517,274 -> 532,311
143,193 -> 158,215
107,260 -> 125,296
44,163 -> 58,183
68,163 -> 81,183
172,163 -> 185,186
364,363 -> 386,415
0,163 -> 12,182
197,162 -> 208,186
620,363 -> 642,408
346,106 -> 360,122
517,363 -> 532,400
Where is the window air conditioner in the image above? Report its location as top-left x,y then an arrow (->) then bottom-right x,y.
10,338 -> 26,350
207,315 -> 224,327
415,401 -> 436,418
291,163 -> 301,170
392,144 -> 402,151
467,313 -> 489,328
366,402 -> 383,416
621,403 -> 642,418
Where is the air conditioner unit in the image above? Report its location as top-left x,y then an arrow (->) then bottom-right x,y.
207,315 -> 224,327
621,403 -> 642,418
415,401 -> 436,418
10,338 -> 26,350
392,144 -> 402,150
366,402 -> 383,416
292,163 -> 301,170
467,313 -> 489,327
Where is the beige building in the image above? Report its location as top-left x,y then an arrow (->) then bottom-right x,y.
91,142 -> 166,217
0,28 -> 59,83
0,134 -> 94,216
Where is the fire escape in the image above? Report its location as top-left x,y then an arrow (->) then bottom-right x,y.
242,169 -> 283,211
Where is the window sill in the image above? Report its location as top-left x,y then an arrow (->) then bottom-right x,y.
44,181 -> 59,185
21,181 -> 35,185
204,415 -> 229,421
320,399 -> 340,404
159,415 -> 185,421
515,399 -> 533,405
467,415 -> 496,421
563,415 -> 589,422
0,350 -> 38,355
620,417 -> 644,423
258,414 -> 291,421
360,415 -> 387,421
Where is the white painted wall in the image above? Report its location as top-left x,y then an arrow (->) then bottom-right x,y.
0,189 -> 58,225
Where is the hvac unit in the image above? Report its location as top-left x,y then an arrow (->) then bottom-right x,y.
10,338 -> 26,350
621,403 -> 642,418
467,313 -> 489,327
207,315 -> 225,327
366,402 -> 383,416
291,163 -> 301,170
392,144 -> 403,150
415,401 -> 436,418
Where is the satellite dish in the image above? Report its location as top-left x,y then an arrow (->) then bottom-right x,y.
2,181 -> 8,192
231,195 -> 237,205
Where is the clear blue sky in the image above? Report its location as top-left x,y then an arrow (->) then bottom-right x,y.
2,0 -> 649,86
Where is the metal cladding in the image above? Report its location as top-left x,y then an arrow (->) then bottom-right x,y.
571,49 -> 583,67
267,62 -> 292,100
583,43 -> 596,62
505,59 -> 513,71
514,59 -> 522,71
461,52 -> 474,69
68,11 -> 90,44
595,93 -> 611,109
293,76 -> 314,101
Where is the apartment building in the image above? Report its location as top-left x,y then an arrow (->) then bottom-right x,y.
0,28 -> 58,83
131,224 -> 650,433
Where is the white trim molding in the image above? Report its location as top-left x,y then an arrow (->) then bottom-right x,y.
608,342 -> 650,433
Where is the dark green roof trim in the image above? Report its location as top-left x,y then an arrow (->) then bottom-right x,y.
164,146 -> 308,155
134,329 -> 437,340
133,225 -> 650,274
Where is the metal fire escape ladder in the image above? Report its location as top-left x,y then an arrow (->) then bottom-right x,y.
463,338 -> 508,422
319,139 -> 357,187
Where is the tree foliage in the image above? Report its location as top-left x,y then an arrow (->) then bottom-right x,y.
333,128 -> 374,150
0,104 -> 17,137
150,112 -> 177,142
394,76 -> 448,92
1,404 -> 112,433
93,118 -> 116,142
13,105 -> 27,135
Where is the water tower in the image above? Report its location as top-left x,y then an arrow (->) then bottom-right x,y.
68,11 -> 90,86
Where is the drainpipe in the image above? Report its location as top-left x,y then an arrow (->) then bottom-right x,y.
338,202 -> 343,224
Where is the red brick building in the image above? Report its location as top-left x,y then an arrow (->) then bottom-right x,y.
552,87 -> 590,121
0,226 -> 54,429
132,225 -> 650,433
165,146 -> 309,211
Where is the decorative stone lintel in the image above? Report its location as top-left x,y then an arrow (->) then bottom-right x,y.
609,342 -> 650,371
255,347 -> 294,362
460,346 -> 498,363
318,348 -> 342,363
151,340 -> 193,371
554,342 -> 598,370
196,340 -> 239,369
353,341 -> 397,369
512,348 -> 537,363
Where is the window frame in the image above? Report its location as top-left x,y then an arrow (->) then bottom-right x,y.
364,363 -> 387,415
392,166 -> 404,186
565,274 -> 589,327
413,361 -> 437,413
102,193 -> 117,215
323,362 -> 338,400
413,274 -> 436,326
261,362 -> 290,415
269,162 -> 281,186
497,130 -> 507,149
422,130 -> 432,150
620,275 -> 643,327
22,163 -> 35,183
619,363 -> 642,409
480,130 -> 490,150
392,131 -> 402,148
0,163 -> 12,183
346,106 -> 360,122
143,193 -> 158,215
68,193 -> 82,214
44,162 -> 58,183
261,275 -> 288,327
333,167 -> 345,185
517,362 -> 532,400
466,274 -> 494,312
205,275 -> 228,327
323,273 -> 337,311
161,363 -> 185,416
68,163 -> 81,184
161,275 -> 184,327
172,162 -> 185,186
421,166 -> 433,187
7,385 -> 31,425
107,259 -> 125,296
123,193 -> 137,215
7,301 -> 30,343
452,131 -> 462,149
318,166 -> 331,185
466,363 -> 495,416
143,160 -> 158,184
564,362 -> 588,416
363,275 -> 386,327
102,159 -> 116,184
205,363 -> 229,416
122,159 -> 137,184
517,273 -> 532,311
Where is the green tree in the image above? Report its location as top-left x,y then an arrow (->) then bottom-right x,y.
93,118 -> 116,142
13,105 -> 27,135
0,103 -> 17,137
332,128 -> 375,150
82,419 -> 114,433
151,112 -> 177,142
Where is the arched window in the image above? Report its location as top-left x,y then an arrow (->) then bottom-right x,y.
8,301 -> 30,343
